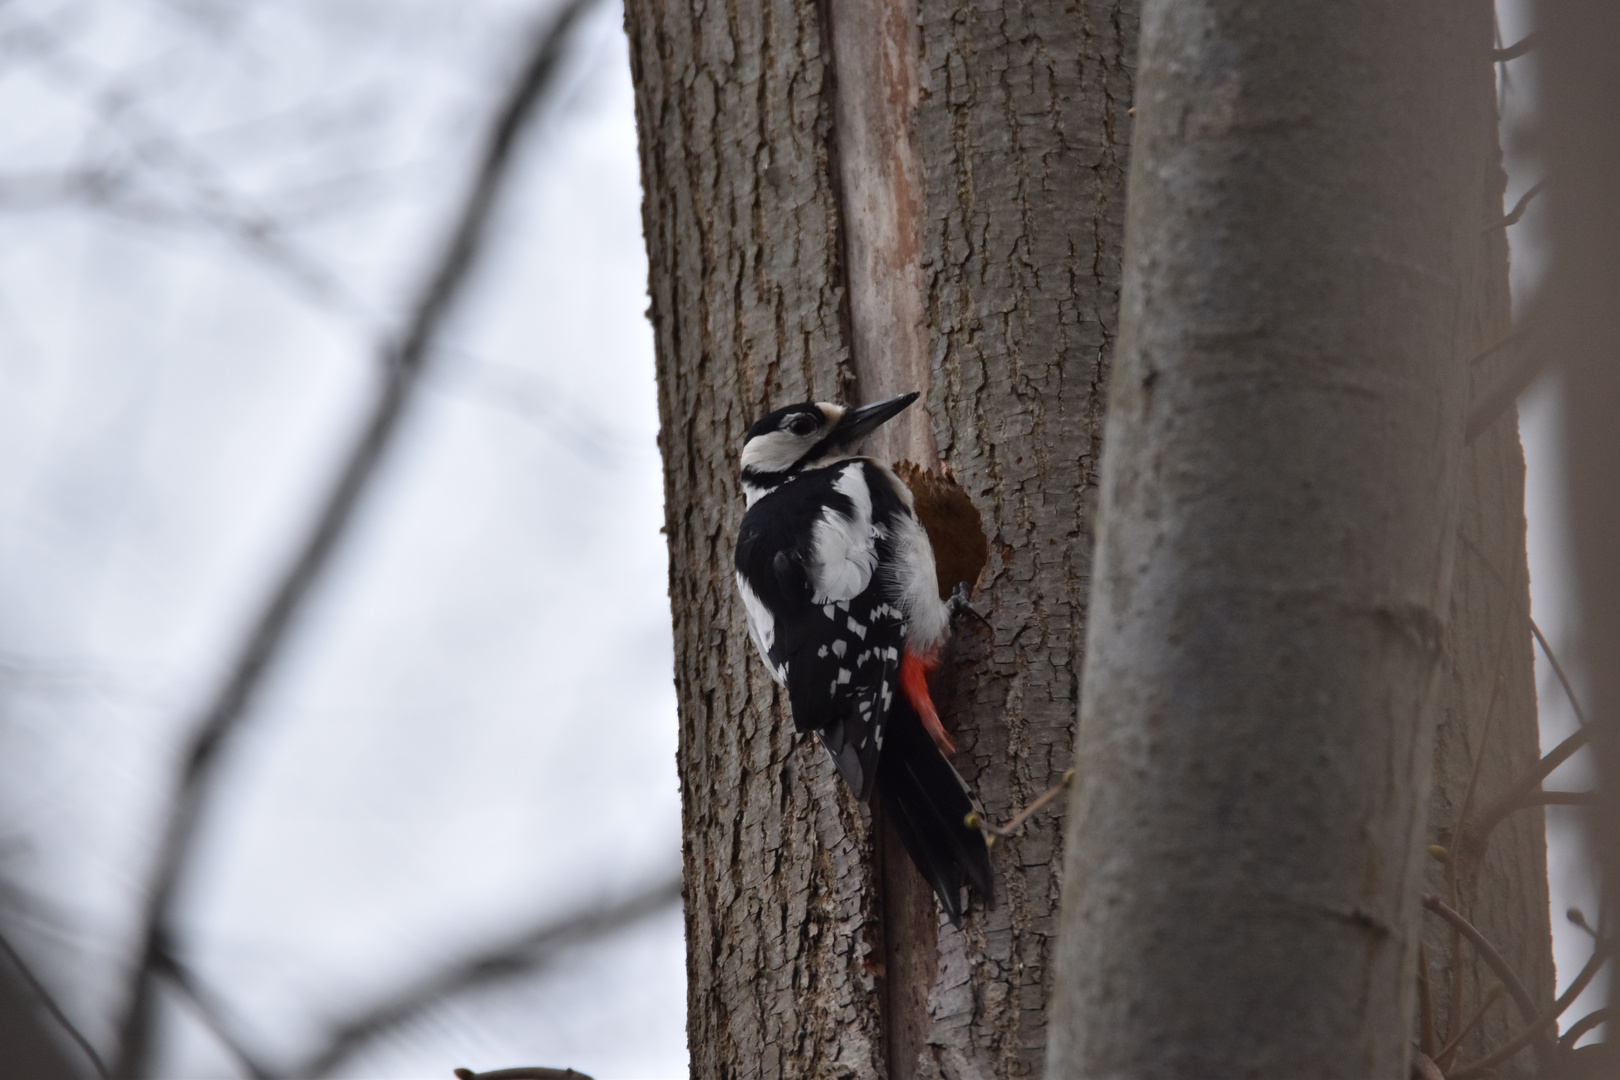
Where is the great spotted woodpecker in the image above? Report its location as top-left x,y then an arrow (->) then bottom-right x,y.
733,391 -> 993,924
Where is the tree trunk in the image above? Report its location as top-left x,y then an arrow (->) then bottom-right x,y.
1419,155 -> 1556,1075
1046,2 -> 1551,1078
1537,0 -> 1620,1064
906,3 -> 1136,1078
625,0 -> 1132,1075
626,1 -> 879,1074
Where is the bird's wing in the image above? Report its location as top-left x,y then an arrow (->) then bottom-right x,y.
787,465 -> 912,800
790,588 -> 905,801
805,462 -> 881,603
735,464 -> 910,800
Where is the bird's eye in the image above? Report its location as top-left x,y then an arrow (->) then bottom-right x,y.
787,415 -> 817,436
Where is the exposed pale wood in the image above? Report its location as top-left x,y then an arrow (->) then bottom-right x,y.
820,9 -> 943,1071
825,0 -> 935,470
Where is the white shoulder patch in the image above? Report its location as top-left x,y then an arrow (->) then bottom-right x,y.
809,463 -> 881,603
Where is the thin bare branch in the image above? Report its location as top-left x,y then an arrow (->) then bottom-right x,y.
1411,1051 -> 1445,1080
1466,726 -> 1592,850
1449,938 -> 1609,1079
967,769 -> 1074,841
1490,32 -> 1539,63
0,928 -> 110,1079
1468,323 -> 1534,367
1466,337 -> 1547,444
110,3 -> 601,1075
1559,1006 -> 1612,1050
0,165 -> 362,318
1531,617 -> 1592,727
0,12 -> 367,318
1434,982 -> 1502,1069
294,873 -> 682,1079
423,351 -> 626,468
453,1068 -> 595,1080
1422,895 -> 1558,1069
1455,661 -> 1507,846
1485,179 -> 1545,232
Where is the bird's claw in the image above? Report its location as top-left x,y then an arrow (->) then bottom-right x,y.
948,581 -> 992,628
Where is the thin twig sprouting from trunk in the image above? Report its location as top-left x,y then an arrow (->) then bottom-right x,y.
1433,982 -> 1502,1069
1411,1051 -> 1445,1080
1489,33 -> 1539,63
1445,621 -> 1511,1038
1448,937 -> 1609,1079
1484,179 -> 1544,231
1531,617 -> 1591,727
966,769 -> 1074,842
1468,323 -> 1534,366
1558,1006 -> 1612,1050
1466,340 -> 1547,444
1466,726 -> 1592,850
1422,894 -> 1559,1070
1418,939 -> 1437,1057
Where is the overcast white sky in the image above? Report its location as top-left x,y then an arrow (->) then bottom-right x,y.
0,0 -> 1600,1076
0,0 -> 685,1075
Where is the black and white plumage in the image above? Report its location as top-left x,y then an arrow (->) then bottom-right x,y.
733,392 -> 993,924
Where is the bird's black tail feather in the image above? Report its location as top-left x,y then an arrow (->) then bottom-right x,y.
876,701 -> 994,926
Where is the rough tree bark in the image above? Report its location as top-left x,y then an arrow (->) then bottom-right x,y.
626,1 -> 879,1073
625,0 -> 1132,1075
1047,2 -> 1552,1078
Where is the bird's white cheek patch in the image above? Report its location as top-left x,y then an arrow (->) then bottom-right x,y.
741,430 -> 810,474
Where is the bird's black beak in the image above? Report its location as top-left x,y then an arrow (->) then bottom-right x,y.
832,392 -> 919,447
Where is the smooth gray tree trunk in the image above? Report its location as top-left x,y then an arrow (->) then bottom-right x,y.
1046,2 -> 1542,1078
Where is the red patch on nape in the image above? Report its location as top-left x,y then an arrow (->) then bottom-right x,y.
900,647 -> 954,755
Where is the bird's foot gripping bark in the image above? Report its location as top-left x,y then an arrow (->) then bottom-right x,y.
947,581 -> 991,629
